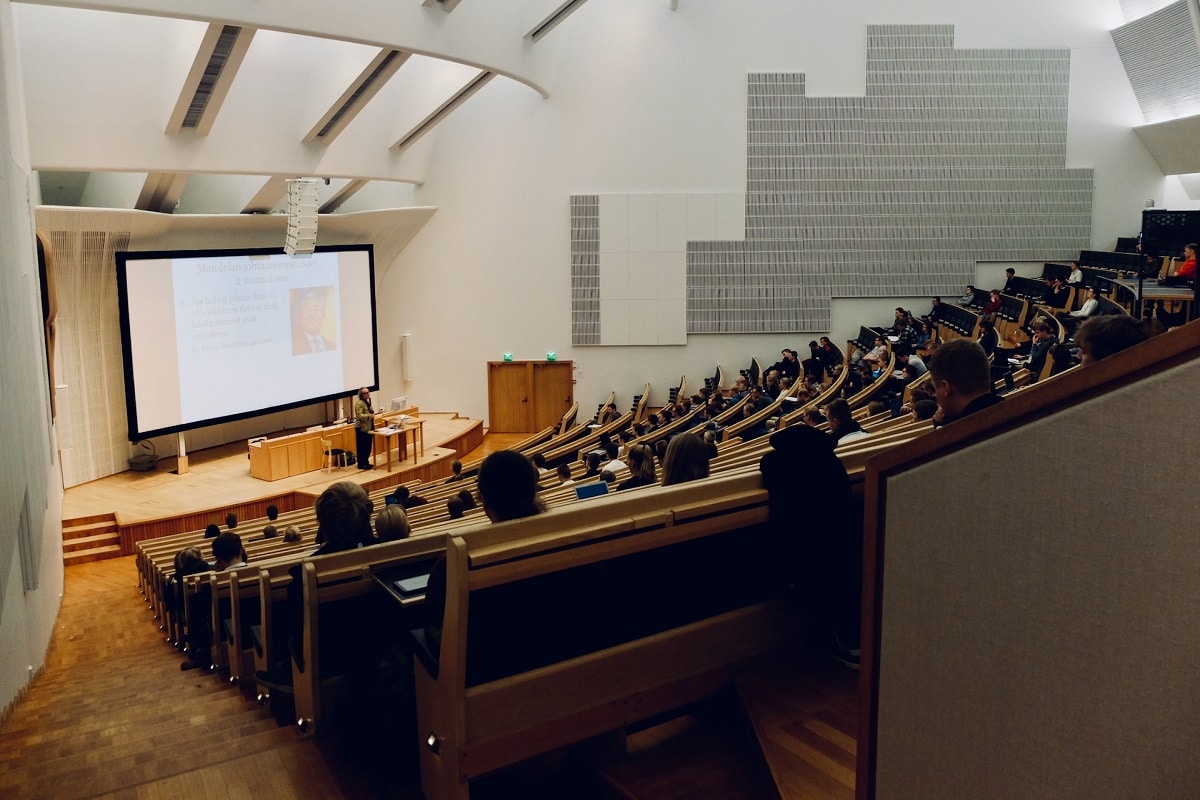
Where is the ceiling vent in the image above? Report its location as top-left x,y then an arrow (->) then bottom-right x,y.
166,24 -> 256,136
527,0 -> 591,42
304,49 -> 410,144
392,71 -> 495,150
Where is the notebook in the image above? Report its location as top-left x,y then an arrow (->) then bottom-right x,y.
393,574 -> 430,596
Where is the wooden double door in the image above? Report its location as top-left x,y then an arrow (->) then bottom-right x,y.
487,360 -> 573,433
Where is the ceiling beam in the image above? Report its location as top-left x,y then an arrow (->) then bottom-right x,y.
319,179 -> 370,214
391,70 -> 495,150
242,176 -> 289,214
135,172 -> 189,213
166,23 -> 257,136
303,49 -> 410,144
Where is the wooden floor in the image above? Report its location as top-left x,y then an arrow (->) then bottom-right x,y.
0,555 -> 859,800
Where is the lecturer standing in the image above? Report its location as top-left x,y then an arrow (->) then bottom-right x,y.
354,387 -> 375,470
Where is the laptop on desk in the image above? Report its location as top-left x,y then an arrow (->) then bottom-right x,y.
574,482 -> 609,501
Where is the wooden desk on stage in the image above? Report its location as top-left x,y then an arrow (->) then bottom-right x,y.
372,419 -> 425,473
248,423 -> 355,481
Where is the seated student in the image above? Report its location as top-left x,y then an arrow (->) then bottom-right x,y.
168,546 -> 209,669
1057,285 -> 1100,337
914,320 -> 936,352
766,348 -> 801,383
1044,277 -> 1071,309
596,402 -> 619,426
213,532 -> 246,571
260,525 -> 278,540
1074,315 -> 1149,365
763,370 -> 782,400
982,289 -> 1002,317
443,459 -> 464,484
601,441 -> 626,473
582,451 -> 603,479
910,399 -> 940,421
225,513 -> 238,531
926,296 -> 944,323
556,462 -> 575,486
1159,242 -> 1197,286
862,334 -> 888,367
737,396 -> 770,442
802,408 -> 826,427
1048,343 -> 1076,377
373,505 -> 410,544
456,489 -> 476,511
312,482 -> 374,555
660,433 -> 711,486
180,534 -> 245,672
281,525 -> 302,543
204,523 -> 220,539
423,451 -> 546,653
531,453 -> 550,474
801,340 -> 823,381
389,485 -> 428,509
477,450 -> 546,522
1066,260 -> 1084,284
927,338 -> 1002,424
255,482 -> 374,689
818,336 -> 844,375
1025,319 -> 1057,382
826,399 -> 869,445
727,376 -> 749,403
959,285 -> 976,306
446,497 -> 465,520
1002,268 -> 1017,295
894,315 -> 920,347
618,444 -> 656,490
265,504 -> 279,523
977,317 -> 999,357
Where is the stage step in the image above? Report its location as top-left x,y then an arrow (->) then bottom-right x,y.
732,646 -> 859,800
62,512 -> 121,565
63,544 -> 123,565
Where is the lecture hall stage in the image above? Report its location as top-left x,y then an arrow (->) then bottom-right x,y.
61,410 -> 483,555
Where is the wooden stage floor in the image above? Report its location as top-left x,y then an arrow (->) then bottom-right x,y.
62,412 -> 482,525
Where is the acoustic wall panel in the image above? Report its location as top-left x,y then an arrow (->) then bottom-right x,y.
1119,0 -> 1185,22
570,194 -> 600,345
1111,1 -> 1200,124
575,193 -> 740,345
570,24 -> 1092,340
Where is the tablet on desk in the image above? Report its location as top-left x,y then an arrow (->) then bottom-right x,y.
393,574 -> 430,596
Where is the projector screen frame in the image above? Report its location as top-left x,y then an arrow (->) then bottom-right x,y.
115,243 -> 379,442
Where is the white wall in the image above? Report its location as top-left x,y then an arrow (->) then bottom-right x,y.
385,0 -> 1166,423
0,0 -> 64,719
13,0 -> 1178,432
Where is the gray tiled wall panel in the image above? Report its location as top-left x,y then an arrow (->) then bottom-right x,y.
570,195 -> 600,345
1111,1 -> 1200,124
571,24 -> 1092,339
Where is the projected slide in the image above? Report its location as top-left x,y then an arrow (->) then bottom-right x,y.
117,246 -> 378,440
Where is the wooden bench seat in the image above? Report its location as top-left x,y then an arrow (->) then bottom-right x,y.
408,471 -> 799,800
